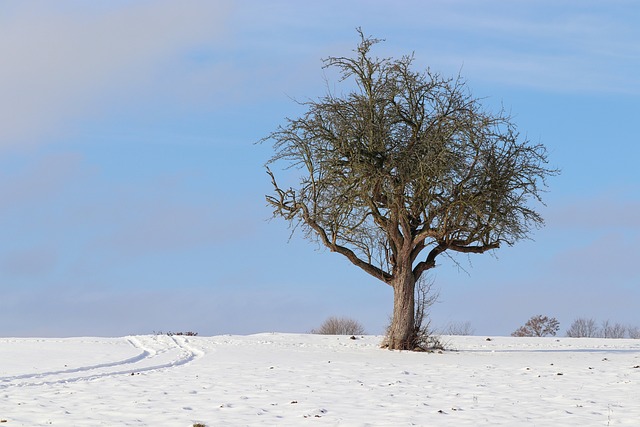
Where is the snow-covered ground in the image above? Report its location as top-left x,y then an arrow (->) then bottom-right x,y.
1,334 -> 639,426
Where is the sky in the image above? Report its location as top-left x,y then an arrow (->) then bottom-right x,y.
1,0 -> 638,337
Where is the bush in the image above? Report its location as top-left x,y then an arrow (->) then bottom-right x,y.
601,320 -> 626,339
410,276 -> 444,350
566,318 -> 640,339
311,316 -> 366,335
444,321 -> 475,336
566,318 -> 599,338
512,315 -> 559,337
628,325 -> 640,339
628,326 -> 640,339
154,331 -> 199,337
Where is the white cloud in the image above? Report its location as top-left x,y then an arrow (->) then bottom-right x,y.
359,1 -> 640,94
0,1 -> 232,149
4,0 -> 636,152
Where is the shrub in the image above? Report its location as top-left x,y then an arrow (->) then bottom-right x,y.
567,318 -> 640,338
444,321 -> 475,336
628,325 -> 640,339
410,276 -> 443,350
601,320 -> 626,339
311,316 -> 366,335
566,318 -> 599,338
512,315 -> 559,337
154,331 -> 199,337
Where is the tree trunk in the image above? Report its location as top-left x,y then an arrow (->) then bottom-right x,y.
387,268 -> 416,350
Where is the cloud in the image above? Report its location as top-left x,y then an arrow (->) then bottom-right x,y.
367,0 -> 640,94
0,1 -> 232,149
4,0 -> 636,154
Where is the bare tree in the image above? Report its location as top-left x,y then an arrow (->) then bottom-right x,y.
565,317 -> 600,338
601,320 -> 626,339
444,321 -> 475,336
512,315 -> 560,337
311,316 -> 366,335
263,30 -> 557,350
627,325 -> 640,339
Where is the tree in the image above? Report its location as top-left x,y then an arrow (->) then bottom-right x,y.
262,30 -> 556,350
601,320 -> 626,339
565,317 -> 599,338
512,315 -> 560,337
311,316 -> 366,335
628,325 -> 640,339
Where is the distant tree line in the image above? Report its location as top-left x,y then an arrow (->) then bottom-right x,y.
566,318 -> 640,339
511,315 -> 640,339
311,314 -> 640,340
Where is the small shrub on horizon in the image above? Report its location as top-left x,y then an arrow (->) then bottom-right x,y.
311,316 -> 366,335
444,321 -> 475,336
170,331 -> 198,337
154,331 -> 199,337
628,325 -> 640,339
601,320 -> 626,339
566,317 -> 599,338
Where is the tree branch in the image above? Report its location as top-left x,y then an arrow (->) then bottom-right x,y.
413,243 -> 446,279
448,242 -> 500,254
267,168 -> 393,284
299,202 -> 393,284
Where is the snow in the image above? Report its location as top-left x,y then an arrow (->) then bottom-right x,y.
2,334 -> 640,426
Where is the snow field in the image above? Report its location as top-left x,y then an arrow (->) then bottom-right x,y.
1,334 -> 639,426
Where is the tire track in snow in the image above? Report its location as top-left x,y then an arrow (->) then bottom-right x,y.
0,335 -> 201,389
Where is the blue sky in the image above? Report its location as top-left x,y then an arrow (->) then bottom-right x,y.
1,1 -> 638,337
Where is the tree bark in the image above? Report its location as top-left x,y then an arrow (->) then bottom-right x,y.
387,267 -> 416,350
